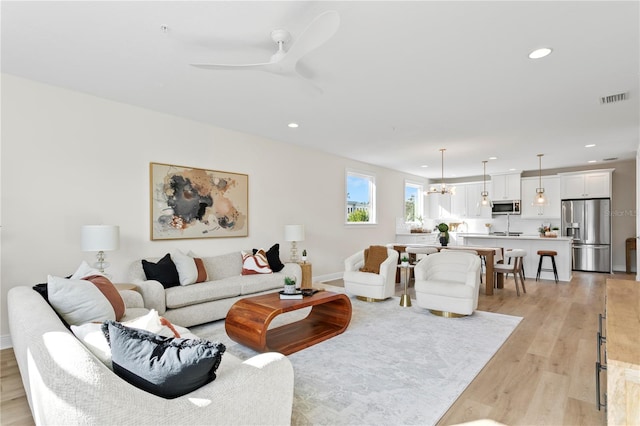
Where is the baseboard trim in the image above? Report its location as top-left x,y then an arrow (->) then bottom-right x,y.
1,334 -> 13,350
317,272 -> 343,283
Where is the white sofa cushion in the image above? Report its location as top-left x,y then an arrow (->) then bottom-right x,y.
165,279 -> 241,309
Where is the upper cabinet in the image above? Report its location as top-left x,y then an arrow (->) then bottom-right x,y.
491,172 -> 522,200
427,183 -> 491,220
559,170 -> 613,199
464,182 -> 493,219
521,176 -> 561,218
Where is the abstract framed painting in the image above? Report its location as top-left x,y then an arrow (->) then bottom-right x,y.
150,162 -> 248,240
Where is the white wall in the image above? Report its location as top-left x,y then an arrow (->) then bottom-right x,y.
0,74 -> 425,342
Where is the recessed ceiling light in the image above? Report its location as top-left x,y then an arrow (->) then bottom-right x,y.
509,168 -> 516,171
489,156 -> 498,160
529,47 -> 552,59
287,122 -> 299,128
420,165 -> 429,168
585,144 -> 596,148
588,160 -> 597,163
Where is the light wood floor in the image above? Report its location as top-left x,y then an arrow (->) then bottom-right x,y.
0,271 -> 634,425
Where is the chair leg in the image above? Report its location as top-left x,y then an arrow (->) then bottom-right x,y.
536,256 -> 543,281
551,256 -> 559,283
519,260 -> 526,294
521,262 -> 525,281
513,272 -> 520,296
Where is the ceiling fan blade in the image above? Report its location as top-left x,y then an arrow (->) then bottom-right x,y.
190,61 -> 273,71
284,10 -> 340,64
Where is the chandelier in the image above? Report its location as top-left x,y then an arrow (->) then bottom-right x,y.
480,160 -> 493,207
533,153 -> 548,205
428,148 -> 455,195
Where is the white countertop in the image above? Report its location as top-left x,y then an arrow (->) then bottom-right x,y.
459,233 -> 573,241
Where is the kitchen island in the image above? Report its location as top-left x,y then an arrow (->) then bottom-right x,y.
459,234 -> 572,282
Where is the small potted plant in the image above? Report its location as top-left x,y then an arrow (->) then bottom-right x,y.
401,254 -> 410,267
301,249 -> 308,263
437,223 -> 449,246
283,276 -> 297,294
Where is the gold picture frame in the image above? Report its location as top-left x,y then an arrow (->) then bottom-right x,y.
150,162 -> 248,240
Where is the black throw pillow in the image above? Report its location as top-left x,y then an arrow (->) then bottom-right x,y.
142,254 -> 180,289
254,244 -> 285,272
102,320 -> 226,399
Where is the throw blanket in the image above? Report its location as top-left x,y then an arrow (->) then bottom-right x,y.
360,245 -> 388,274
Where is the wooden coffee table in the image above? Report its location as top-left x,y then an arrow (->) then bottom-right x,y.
225,290 -> 352,355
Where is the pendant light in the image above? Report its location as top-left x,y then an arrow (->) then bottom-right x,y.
427,148 -> 455,195
480,160 -> 493,207
534,153 -> 548,205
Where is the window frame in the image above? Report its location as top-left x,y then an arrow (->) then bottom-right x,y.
345,168 -> 377,225
404,180 -> 424,224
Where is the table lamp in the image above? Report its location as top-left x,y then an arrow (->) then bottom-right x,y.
284,224 -> 305,262
81,225 -> 120,273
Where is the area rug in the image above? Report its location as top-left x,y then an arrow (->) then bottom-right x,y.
191,287 -> 522,425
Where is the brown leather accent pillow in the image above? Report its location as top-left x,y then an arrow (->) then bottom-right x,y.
83,275 -> 126,321
359,245 -> 388,274
193,258 -> 207,283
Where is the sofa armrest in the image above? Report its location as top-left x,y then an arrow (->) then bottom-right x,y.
119,289 -> 144,309
378,249 -> 400,280
132,280 -> 166,315
413,257 -> 429,280
344,251 -> 364,272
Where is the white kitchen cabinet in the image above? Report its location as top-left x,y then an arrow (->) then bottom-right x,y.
428,193 -> 452,220
429,182 -> 492,220
521,176 -> 561,218
395,233 -> 438,245
465,182 -> 493,219
559,170 -> 613,199
491,172 -> 521,200
450,185 -> 467,218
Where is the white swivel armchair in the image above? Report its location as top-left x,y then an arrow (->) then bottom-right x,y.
343,247 -> 399,301
414,251 -> 481,317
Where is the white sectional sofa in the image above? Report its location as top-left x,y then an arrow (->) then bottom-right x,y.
128,251 -> 302,327
7,285 -> 295,425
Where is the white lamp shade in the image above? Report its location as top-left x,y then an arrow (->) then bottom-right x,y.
81,225 -> 120,252
284,225 -> 305,242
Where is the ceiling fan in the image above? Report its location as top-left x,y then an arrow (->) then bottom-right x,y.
190,10 -> 340,93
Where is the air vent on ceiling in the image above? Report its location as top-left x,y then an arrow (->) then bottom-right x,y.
600,92 -> 629,104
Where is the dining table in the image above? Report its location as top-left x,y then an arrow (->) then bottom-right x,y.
431,245 -> 505,295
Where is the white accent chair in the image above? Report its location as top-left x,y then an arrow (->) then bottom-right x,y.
414,251 -> 481,317
343,248 -> 399,301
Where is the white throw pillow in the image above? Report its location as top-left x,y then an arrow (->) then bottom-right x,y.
71,322 -> 112,367
70,260 -> 104,280
48,275 -> 115,325
171,250 -> 198,286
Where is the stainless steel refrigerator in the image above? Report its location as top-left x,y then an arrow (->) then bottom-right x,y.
561,198 -> 611,273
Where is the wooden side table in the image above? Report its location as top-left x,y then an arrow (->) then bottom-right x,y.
299,262 -> 312,289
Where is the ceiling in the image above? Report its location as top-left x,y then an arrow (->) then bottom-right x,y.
2,1 -> 638,180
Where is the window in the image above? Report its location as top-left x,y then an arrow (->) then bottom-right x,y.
404,180 -> 424,223
346,169 -> 376,224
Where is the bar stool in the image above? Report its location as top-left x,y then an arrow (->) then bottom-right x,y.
536,250 -> 559,283
493,249 -> 526,296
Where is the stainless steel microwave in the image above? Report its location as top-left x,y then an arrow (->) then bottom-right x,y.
492,200 -> 521,215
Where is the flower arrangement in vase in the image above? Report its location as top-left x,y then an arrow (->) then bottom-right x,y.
437,223 -> 449,246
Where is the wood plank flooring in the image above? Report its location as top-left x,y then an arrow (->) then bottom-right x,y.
0,271 -> 634,425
